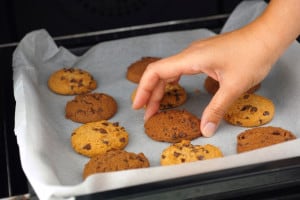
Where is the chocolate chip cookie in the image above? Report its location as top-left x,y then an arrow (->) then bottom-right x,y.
48,67 -> 97,95
160,140 -> 223,166
204,76 -> 260,95
131,83 -> 187,110
144,109 -> 201,143
224,93 -> 275,127
71,120 -> 129,157
65,92 -> 118,123
126,57 -> 161,83
237,126 -> 296,153
83,150 -> 150,179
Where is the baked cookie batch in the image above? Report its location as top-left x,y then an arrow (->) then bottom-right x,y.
47,58 -> 297,180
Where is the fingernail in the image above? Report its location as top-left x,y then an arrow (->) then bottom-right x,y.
203,122 -> 216,137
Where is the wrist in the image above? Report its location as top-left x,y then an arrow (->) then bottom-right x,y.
249,0 -> 300,60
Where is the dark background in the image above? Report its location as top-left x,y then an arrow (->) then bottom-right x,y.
2,1 -> 300,200
0,0 -> 243,44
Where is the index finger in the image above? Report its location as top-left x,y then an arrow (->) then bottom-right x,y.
132,53 -> 205,110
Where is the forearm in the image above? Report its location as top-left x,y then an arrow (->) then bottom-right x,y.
246,0 -> 300,59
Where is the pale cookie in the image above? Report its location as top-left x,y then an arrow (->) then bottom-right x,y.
144,110 -> 201,143
131,83 -> 187,110
160,140 -> 223,166
83,150 -> 150,179
48,67 -> 97,95
65,93 -> 118,123
237,126 -> 296,153
224,93 -> 275,127
71,120 -> 129,157
126,57 -> 161,83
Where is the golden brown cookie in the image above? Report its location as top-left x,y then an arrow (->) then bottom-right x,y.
224,93 -> 275,127
144,110 -> 201,143
65,93 -> 118,123
126,57 -> 161,83
131,83 -> 187,110
71,120 -> 129,157
48,67 -> 97,95
83,150 -> 150,179
237,126 -> 297,153
160,140 -> 223,166
204,76 -> 260,95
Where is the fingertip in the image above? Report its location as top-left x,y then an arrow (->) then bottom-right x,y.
131,94 -> 141,110
143,102 -> 160,122
201,121 -> 217,137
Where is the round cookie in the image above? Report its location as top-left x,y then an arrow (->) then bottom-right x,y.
126,57 -> 161,83
83,150 -> 150,179
71,120 -> 129,157
204,76 -> 219,95
48,67 -> 97,95
224,93 -> 275,127
144,110 -> 201,143
204,76 -> 260,95
160,140 -> 223,166
131,83 -> 187,110
237,126 -> 296,153
65,93 -> 118,123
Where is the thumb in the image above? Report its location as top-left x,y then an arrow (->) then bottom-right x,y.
200,86 -> 242,137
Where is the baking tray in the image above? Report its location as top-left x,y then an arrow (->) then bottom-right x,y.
9,0 -> 297,197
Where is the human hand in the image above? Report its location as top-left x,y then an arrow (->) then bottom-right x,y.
132,0 -> 300,137
132,27 -> 277,137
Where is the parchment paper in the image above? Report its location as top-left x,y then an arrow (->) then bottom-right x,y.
13,1 -> 300,199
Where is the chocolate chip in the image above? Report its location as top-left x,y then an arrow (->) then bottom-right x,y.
263,111 -> 270,116
97,128 -> 107,134
197,155 -> 204,160
239,135 -> 245,140
78,79 -> 84,87
120,137 -> 126,143
173,152 -> 181,157
272,132 -> 280,135
83,143 -> 91,150
70,78 -> 77,83
113,122 -> 119,127
243,94 -> 250,99
250,106 -> 258,113
241,105 -> 252,111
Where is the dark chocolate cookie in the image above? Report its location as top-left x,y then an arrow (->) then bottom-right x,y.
65,92 -> 118,123
83,150 -> 150,179
126,57 -> 161,83
237,126 -> 296,153
144,110 -> 201,143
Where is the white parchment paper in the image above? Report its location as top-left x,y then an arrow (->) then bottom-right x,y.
13,1 -> 300,199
